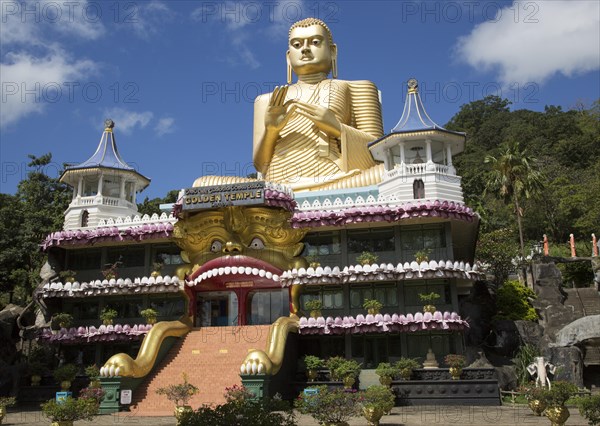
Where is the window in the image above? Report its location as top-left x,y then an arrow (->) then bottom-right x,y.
348,228 -> 395,262
248,290 -> 289,325
82,177 -> 98,196
302,231 -> 342,266
149,297 -> 185,318
400,224 -> 447,261
112,298 -> 143,319
413,179 -> 425,199
81,210 -> 89,227
67,249 -> 101,270
403,280 -> 450,307
102,177 -> 120,198
154,246 -> 183,265
107,247 -> 145,268
350,285 -> 397,310
300,288 -> 343,311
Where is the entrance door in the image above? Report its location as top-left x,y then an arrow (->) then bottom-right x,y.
196,292 -> 238,326
363,337 -> 388,368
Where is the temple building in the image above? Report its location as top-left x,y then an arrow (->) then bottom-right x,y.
34,18 -> 497,413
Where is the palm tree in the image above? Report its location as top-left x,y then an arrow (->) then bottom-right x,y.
485,142 -> 545,256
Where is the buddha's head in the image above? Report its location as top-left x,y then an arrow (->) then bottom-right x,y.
287,18 -> 337,81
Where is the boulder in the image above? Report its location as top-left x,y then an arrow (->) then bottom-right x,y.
553,315 -> 600,347
494,365 -> 518,390
459,281 -> 495,346
544,346 -> 584,388
514,320 -> 544,349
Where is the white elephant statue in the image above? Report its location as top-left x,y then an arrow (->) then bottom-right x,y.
527,356 -> 556,388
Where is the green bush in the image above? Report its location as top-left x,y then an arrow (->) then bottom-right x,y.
325,356 -> 346,380
303,355 -> 323,370
295,385 -> 360,425
476,228 -> 519,286
539,381 -> 579,407
513,344 -> 540,386
495,280 -> 538,321
578,394 -> 600,426
53,364 -> 78,382
361,385 -> 395,413
375,362 -> 398,379
179,398 -> 296,426
41,397 -> 98,422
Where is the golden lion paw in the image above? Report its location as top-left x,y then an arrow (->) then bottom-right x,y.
240,351 -> 272,375
100,354 -> 135,378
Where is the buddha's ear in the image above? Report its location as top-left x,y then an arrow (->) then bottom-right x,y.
286,50 -> 292,84
330,44 -> 338,79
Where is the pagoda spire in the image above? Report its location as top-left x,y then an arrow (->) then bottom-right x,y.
391,78 -> 445,133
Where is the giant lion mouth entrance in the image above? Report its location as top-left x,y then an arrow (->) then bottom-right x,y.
185,255 -> 288,327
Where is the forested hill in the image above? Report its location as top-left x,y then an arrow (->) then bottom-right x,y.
446,96 -> 599,244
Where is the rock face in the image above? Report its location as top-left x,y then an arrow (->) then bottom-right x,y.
460,281 -> 495,346
514,320 -> 544,348
544,346 -> 584,388
553,315 -> 600,347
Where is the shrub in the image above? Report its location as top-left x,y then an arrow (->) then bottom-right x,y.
41,397 -> 98,422
539,381 -> 579,407
223,384 -> 253,404
360,385 -> 395,413
395,357 -> 420,371
335,359 -> 361,379
140,308 -> 158,322
356,251 -> 378,265
304,299 -> 322,312
0,397 -> 16,408
79,386 -> 105,404
99,307 -> 118,323
179,398 -> 296,426
414,248 -> 432,263
578,394 -> 600,426
84,364 -> 100,381
375,362 -> 398,379
325,356 -> 346,380
418,292 -> 441,304
444,354 -> 466,368
476,228 -> 519,286
51,313 -> 73,329
363,299 -> 383,311
156,373 -> 199,406
53,364 -> 77,382
512,344 -> 540,386
295,386 -> 360,424
303,355 -> 323,370
494,280 -> 538,321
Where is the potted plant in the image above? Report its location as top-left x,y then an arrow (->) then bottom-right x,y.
101,261 -> 120,280
99,307 -> 118,325
156,373 -> 199,421
418,292 -> 441,313
325,356 -> 346,381
414,248 -> 432,263
304,299 -> 322,319
295,385 -> 361,425
151,261 -> 163,278
363,299 -> 383,315
140,308 -> 159,325
59,270 -> 76,283
29,361 -> 46,386
41,396 -> 98,426
303,355 -> 323,382
335,359 -> 361,389
578,394 -> 600,426
356,251 -> 379,266
375,362 -> 398,386
78,386 -> 105,405
0,397 -> 16,425
539,381 -> 579,426
54,364 -> 78,391
84,365 -> 100,388
444,354 -> 466,380
51,313 -> 73,330
360,385 -> 395,426
522,383 -> 547,416
395,357 -> 421,380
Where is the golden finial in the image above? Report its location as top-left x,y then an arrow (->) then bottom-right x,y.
407,78 -> 418,94
104,118 -> 115,132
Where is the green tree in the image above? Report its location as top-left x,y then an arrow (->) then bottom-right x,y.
484,142 -> 545,256
0,154 -> 70,304
137,189 -> 179,216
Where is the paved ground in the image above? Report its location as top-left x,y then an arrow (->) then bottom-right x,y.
2,405 -> 589,426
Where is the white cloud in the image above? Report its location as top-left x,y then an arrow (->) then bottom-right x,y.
191,0 -> 306,69
155,117 -> 175,136
129,1 -> 175,39
1,49 -> 97,127
456,0 -> 600,85
0,0 -> 102,128
103,108 -> 153,134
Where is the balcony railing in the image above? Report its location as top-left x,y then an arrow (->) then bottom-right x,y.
71,196 -> 135,209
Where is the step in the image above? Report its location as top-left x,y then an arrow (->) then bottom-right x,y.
129,325 -> 271,416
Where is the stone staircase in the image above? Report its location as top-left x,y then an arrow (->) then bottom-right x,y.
129,325 -> 270,416
564,288 -> 600,317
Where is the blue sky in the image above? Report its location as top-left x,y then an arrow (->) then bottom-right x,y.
1,0 -> 599,200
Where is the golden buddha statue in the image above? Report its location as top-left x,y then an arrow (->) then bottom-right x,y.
195,18 -> 384,191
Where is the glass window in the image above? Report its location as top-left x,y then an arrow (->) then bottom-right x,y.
322,288 -> 343,309
350,287 -> 373,309
154,246 -> 183,265
403,280 -> 451,307
150,297 -> 185,318
302,231 -> 342,256
351,285 -> 397,309
248,290 -> 289,325
102,178 -> 120,198
113,298 -> 143,319
67,249 -> 101,270
72,301 -> 99,320
348,228 -> 394,254
107,247 -> 145,268
82,176 -> 98,196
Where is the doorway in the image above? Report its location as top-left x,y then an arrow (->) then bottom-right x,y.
195,292 -> 238,327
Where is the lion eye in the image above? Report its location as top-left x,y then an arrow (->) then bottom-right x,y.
249,238 -> 264,250
210,240 -> 222,253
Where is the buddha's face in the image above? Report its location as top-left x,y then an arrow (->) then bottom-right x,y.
287,24 -> 335,76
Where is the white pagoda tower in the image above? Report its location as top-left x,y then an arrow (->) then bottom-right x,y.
60,119 -> 150,230
369,79 -> 466,202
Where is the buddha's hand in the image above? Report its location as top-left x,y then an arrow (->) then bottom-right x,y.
289,101 -> 341,138
264,86 -> 294,134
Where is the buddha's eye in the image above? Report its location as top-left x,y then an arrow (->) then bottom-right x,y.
312,39 -> 321,46
292,41 -> 301,49
210,240 -> 222,253
249,238 -> 265,250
